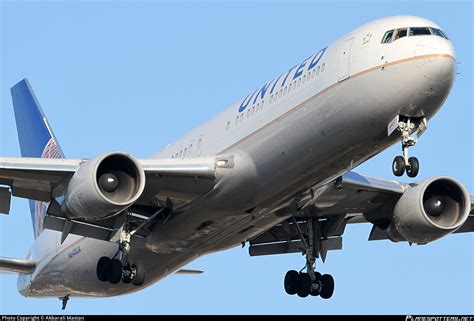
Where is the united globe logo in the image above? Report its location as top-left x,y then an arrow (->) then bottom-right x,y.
34,138 -> 62,238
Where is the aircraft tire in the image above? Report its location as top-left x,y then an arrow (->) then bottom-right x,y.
132,261 -> 145,286
108,259 -> 123,284
320,274 -> 335,299
96,257 -> 111,282
296,273 -> 311,298
392,156 -> 405,176
407,157 -> 419,177
284,270 -> 300,295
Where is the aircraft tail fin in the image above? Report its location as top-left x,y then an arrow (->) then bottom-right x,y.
10,78 -> 65,238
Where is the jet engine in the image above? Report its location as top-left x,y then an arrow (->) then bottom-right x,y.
63,151 -> 145,220
386,176 -> 470,244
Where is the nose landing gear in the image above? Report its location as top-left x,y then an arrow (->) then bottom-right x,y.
391,116 -> 426,178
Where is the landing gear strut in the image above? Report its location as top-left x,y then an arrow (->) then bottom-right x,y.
392,116 -> 426,178
283,218 -> 335,299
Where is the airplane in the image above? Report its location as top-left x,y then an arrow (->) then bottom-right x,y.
0,15 -> 473,307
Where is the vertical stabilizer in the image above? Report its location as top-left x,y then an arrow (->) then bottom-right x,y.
11,79 -> 65,238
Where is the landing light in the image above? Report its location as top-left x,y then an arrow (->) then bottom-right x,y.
216,160 -> 228,167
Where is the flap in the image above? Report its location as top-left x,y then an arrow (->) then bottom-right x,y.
0,187 -> 11,214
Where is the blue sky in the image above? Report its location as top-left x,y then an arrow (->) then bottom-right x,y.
0,0 -> 472,315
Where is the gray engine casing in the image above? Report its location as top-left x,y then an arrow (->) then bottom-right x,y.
63,151 -> 145,220
387,176 -> 470,244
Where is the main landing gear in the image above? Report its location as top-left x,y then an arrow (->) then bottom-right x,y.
95,206 -> 169,286
283,218 -> 335,299
392,116 -> 426,178
96,229 -> 145,286
284,270 -> 334,299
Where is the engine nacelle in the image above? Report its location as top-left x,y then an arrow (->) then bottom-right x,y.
63,151 -> 145,220
387,176 -> 470,244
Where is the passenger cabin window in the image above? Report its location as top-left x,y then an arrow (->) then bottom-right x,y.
382,29 -> 394,43
409,27 -> 431,36
197,138 -> 202,156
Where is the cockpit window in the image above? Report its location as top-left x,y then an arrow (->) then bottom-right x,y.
394,28 -> 407,40
382,30 -> 394,43
409,27 -> 431,36
440,30 -> 449,39
430,27 -> 449,39
382,26 -> 449,44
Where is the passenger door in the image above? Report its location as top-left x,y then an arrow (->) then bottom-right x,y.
337,38 -> 354,81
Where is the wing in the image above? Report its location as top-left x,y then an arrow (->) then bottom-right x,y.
0,157 -> 81,204
248,171 -> 473,261
0,156 -> 221,241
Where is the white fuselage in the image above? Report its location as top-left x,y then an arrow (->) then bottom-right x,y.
18,15 -> 456,297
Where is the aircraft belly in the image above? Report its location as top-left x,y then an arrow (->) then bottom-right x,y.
21,238 -> 117,297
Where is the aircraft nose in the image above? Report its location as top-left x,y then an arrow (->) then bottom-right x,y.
415,36 -> 456,58
415,37 -> 456,85
400,37 -> 457,118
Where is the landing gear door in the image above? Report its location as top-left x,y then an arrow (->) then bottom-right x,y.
337,38 -> 354,82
